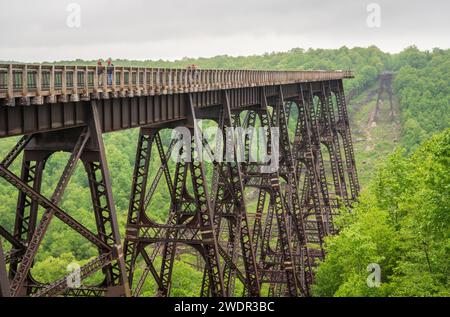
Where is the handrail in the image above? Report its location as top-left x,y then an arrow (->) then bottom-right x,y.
0,63 -> 354,106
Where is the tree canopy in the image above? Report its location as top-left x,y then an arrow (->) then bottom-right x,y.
313,129 -> 450,297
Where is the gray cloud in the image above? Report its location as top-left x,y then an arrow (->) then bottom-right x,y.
0,0 -> 449,62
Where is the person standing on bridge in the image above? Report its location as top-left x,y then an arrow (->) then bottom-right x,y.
188,64 -> 199,82
107,58 -> 114,86
97,59 -> 105,86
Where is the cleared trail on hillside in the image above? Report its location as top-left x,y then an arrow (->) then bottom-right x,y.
348,73 -> 401,187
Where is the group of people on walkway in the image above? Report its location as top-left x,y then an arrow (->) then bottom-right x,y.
97,58 -> 114,85
96,59 -> 201,86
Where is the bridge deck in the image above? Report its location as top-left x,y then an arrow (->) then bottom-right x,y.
0,65 -> 353,138
0,64 -> 353,104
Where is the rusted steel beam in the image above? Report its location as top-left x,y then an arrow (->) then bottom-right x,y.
0,81 -> 348,138
29,286 -> 107,297
8,159 -> 45,288
31,252 -> 114,297
0,105 -> 132,297
123,129 -> 155,288
0,225 -> 23,250
7,128 -> 91,296
0,239 -> 10,297
0,165 -> 111,251
86,101 -> 131,297
0,135 -> 33,168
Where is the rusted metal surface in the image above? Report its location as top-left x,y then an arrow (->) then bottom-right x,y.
1,80 -> 348,138
0,67 -> 359,297
0,104 -> 131,297
0,239 -> 9,297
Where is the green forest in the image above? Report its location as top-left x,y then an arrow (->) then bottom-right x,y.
1,46 -> 449,296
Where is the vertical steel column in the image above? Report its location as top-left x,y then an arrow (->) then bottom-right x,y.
335,80 -> 360,199
290,85 -> 330,289
317,84 -> 346,207
307,84 -> 337,235
8,128 -> 90,297
297,86 -> 328,252
0,128 -> 126,297
276,87 -> 312,296
200,266 -> 210,297
222,91 -> 260,296
212,157 -> 239,296
85,101 -> 131,297
323,83 -> 349,204
0,239 -> 9,297
158,161 -> 187,296
259,89 -> 299,297
252,189 -> 267,262
8,158 -> 45,295
123,129 -> 155,287
189,94 -> 225,297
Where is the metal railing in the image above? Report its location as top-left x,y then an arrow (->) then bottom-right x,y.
0,64 -> 353,105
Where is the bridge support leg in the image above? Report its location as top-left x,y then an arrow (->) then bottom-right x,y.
304,85 -> 334,240
200,266 -> 210,297
239,105 -> 299,296
157,160 -> 187,297
123,129 -> 155,289
335,81 -> 360,200
8,158 -> 45,296
124,130 -> 176,297
189,94 -> 225,297
299,97 -> 327,247
85,101 -> 131,297
317,83 -> 349,217
0,239 -> 10,297
257,91 -> 300,297
291,86 -> 330,291
221,91 -> 260,296
0,101 -> 131,297
276,88 -> 315,296
124,96 -> 226,297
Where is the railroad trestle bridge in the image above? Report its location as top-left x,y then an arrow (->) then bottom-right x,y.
0,65 -> 359,297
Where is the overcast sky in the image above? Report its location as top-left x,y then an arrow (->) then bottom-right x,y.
0,0 -> 449,62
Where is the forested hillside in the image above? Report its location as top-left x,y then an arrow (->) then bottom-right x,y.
313,129 -> 450,296
393,48 -> 450,150
1,46 -> 449,296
